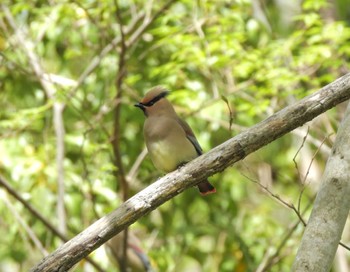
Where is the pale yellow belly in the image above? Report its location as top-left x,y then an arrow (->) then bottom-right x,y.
147,139 -> 197,172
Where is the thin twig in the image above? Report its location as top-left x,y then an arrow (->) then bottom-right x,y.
64,11 -> 146,104
257,201 -> 313,272
297,135 -> 329,214
243,155 -> 350,257
1,3 -> 67,235
113,1 -> 129,271
2,194 -> 48,256
292,127 -> 310,215
293,126 -> 310,183
126,147 -> 148,185
221,95 -> 234,132
0,175 -> 106,272
125,0 -> 177,48
291,128 -> 332,156
292,128 -> 331,216
241,172 -> 308,226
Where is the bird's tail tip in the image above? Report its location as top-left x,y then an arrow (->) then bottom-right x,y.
198,181 -> 216,196
200,188 -> 217,196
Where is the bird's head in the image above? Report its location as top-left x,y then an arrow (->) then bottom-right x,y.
135,86 -> 173,117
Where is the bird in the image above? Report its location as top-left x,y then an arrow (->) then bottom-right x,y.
135,86 -> 216,195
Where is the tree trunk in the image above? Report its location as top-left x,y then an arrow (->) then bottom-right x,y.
292,102 -> 350,272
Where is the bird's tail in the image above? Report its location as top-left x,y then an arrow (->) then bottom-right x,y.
198,180 -> 216,196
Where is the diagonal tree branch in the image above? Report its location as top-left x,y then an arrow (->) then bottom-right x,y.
31,73 -> 350,271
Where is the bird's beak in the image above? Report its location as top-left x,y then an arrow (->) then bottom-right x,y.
134,102 -> 145,110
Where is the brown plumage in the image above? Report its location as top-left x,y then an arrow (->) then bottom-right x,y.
135,86 -> 216,195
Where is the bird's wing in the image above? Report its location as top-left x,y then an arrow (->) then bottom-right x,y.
177,117 -> 203,155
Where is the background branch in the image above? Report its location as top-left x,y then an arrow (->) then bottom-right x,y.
112,1 -> 129,271
1,4 -> 67,235
0,176 -> 105,272
31,73 -> 350,271
2,194 -> 48,256
64,0 -> 177,104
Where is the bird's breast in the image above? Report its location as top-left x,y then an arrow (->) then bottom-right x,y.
146,137 -> 197,173
144,116 -> 199,172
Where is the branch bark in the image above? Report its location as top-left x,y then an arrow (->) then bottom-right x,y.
31,73 -> 350,271
292,101 -> 350,271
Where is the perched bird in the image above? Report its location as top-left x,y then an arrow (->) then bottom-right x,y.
135,86 -> 216,195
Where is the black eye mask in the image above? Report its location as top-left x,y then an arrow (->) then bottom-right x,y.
142,91 -> 169,107
134,91 -> 169,109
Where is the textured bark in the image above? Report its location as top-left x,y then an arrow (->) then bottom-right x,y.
292,102 -> 350,272
31,73 -> 350,271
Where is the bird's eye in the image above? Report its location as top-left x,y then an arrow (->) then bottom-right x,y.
144,91 -> 168,107
144,101 -> 155,107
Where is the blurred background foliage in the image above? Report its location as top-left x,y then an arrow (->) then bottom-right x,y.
0,0 -> 349,271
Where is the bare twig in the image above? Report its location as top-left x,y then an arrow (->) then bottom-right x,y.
0,175 -> 66,240
126,147 -> 148,184
293,126 -> 310,183
64,0 -> 177,105
221,95 -> 234,132
112,1 -> 129,271
241,172 -> 308,226
2,194 -> 48,256
291,128 -> 332,156
256,207 -> 309,272
125,0 -> 177,48
64,11 -> 145,103
0,175 -> 106,272
296,135 -> 329,215
113,0 -> 128,200
339,241 -> 350,251
1,4 -> 67,235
